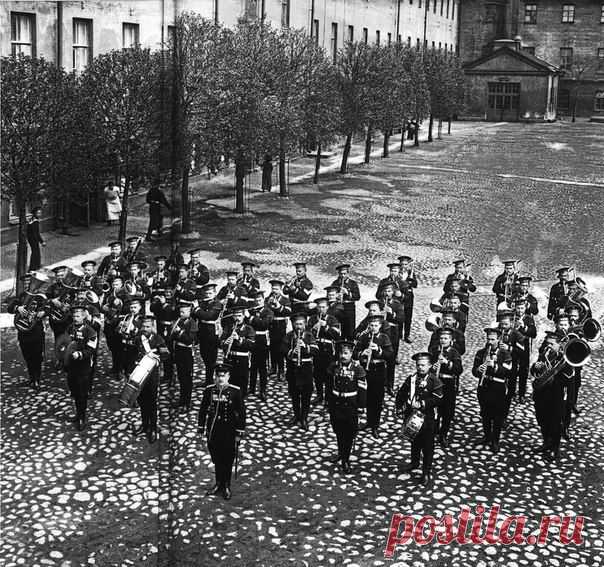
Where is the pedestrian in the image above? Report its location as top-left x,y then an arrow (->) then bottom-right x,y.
103,181 -> 122,227
261,154 -> 273,192
145,181 -> 172,241
26,206 -> 45,271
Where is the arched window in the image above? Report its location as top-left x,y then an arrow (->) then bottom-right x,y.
595,91 -> 604,111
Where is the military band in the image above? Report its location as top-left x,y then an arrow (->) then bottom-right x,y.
8,245 -> 601,499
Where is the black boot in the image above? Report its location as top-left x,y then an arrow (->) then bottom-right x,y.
205,484 -> 222,496
400,461 -> 420,473
223,485 -> 232,500
419,472 -> 432,486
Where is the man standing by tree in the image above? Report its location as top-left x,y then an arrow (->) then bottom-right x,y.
145,180 -> 171,241
26,207 -> 45,271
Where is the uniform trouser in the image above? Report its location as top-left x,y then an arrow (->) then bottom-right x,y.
123,345 -> 138,376
410,422 -> 435,474
342,304 -> 356,340
18,330 -> 44,382
329,406 -> 358,463
438,378 -> 457,436
366,365 -> 386,428
174,345 -> 194,406
563,378 -> 576,430
517,356 -> 530,400
208,432 -> 237,488
199,332 -> 219,385
250,345 -> 269,394
572,367 -> 582,406
28,242 -> 41,271
386,340 -> 400,391
228,357 -> 250,398
478,385 -> 506,443
269,326 -> 287,376
157,326 -> 174,383
313,352 -> 332,400
403,297 -> 413,340
533,381 -> 564,451
67,367 -> 90,419
137,373 -> 159,431
105,325 -> 122,372
287,365 -> 313,421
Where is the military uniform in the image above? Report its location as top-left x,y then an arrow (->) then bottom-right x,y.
547,281 -> 568,320
98,254 -> 128,280
382,299 -> 404,394
308,311 -> 341,404
326,358 -> 367,471
169,314 -> 198,410
220,319 -> 255,398
266,289 -> 292,378
472,344 -> 513,450
329,272 -> 360,339
198,380 -> 246,498
150,294 -> 178,383
194,296 -> 223,384
397,262 -> 418,342
513,314 -> 537,401
118,312 -> 144,375
247,304 -> 274,399
444,270 -> 476,295
354,328 -> 393,434
283,274 -> 313,313
428,326 -> 466,356
498,325 -> 523,416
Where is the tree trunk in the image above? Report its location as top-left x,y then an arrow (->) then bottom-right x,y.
235,158 -> 246,214
437,119 -> 443,140
428,114 -> 434,142
118,175 -> 130,245
364,125 -> 372,164
313,141 -> 321,184
383,129 -> 390,158
181,162 -> 191,233
400,119 -> 406,152
15,199 -> 28,296
447,117 -> 452,135
572,93 -> 577,123
414,120 -> 420,147
279,137 -> 287,197
340,132 -> 352,173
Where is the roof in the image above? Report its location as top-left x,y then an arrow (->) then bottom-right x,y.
464,46 -> 560,75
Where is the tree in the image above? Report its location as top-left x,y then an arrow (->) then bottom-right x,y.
336,42 -> 375,173
170,13 -> 226,231
80,47 -> 161,243
1,55 -> 65,293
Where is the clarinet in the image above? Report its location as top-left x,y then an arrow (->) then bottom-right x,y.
365,332 -> 375,371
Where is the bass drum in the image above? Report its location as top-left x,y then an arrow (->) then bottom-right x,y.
402,410 -> 425,441
120,353 -> 158,408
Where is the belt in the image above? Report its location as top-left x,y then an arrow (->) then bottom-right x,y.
439,373 -> 455,379
199,320 -> 217,325
317,338 -> 333,343
343,301 -> 356,305
230,351 -> 250,357
367,360 -> 385,366
492,377 -> 505,384
332,390 -> 357,398
175,342 -> 193,348
255,330 -> 269,336
273,317 -> 288,321
291,357 -> 312,363
160,320 -> 175,325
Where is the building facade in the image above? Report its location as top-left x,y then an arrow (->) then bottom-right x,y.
459,0 -> 604,117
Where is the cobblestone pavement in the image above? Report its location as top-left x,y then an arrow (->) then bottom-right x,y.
1,121 -> 604,566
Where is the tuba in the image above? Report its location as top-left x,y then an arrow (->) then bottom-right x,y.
14,271 -> 53,332
425,314 -> 442,333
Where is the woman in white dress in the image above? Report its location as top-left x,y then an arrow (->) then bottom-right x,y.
104,182 -> 122,226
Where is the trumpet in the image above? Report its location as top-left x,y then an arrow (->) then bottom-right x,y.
425,314 -> 443,332
118,313 -> 135,336
292,330 -> 304,366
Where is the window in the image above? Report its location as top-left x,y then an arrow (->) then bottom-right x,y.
441,0 -> 444,16
560,47 -> 573,69
595,92 -> 604,111
562,4 -> 575,23
524,4 -> 537,24
281,0 -> 290,27
432,40 -> 436,49
416,38 -> 420,50
408,36 -> 412,46
10,12 -> 35,56
447,0 -> 450,17
598,47 -> 604,70
362,28 -> 368,44
488,82 -> 520,110
433,0 -> 437,13
452,0 -> 455,19
601,4 -> 604,23
387,32 -> 392,45
347,25 -> 354,43
167,25 -> 176,47
331,23 -> 338,63
410,0 -> 413,4
439,42 -> 442,50
312,19 -> 319,44
376,30 -> 380,45
122,23 -> 139,48
419,0 -> 422,8
523,46 -> 535,55
73,19 -> 92,73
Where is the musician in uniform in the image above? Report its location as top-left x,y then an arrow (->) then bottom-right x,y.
308,297 -> 341,406
187,249 -> 211,290
124,236 -> 146,265
514,275 -> 539,316
218,271 -> 248,308
237,262 -> 261,298
266,280 -> 292,380
220,303 -> 255,398
497,310 -> 523,418
131,315 -> 169,443
380,285 -> 404,395
531,331 -> 568,461
398,255 -> 417,343
74,287 -> 102,393
354,314 -> 393,438
445,293 -> 468,333
444,259 -> 476,297
376,263 -> 403,300
150,288 -> 178,384
47,266 -> 73,345
330,264 -> 360,340
166,238 -> 185,281
125,261 -> 150,303
553,313 -> 576,438
26,207 -> 45,271
63,305 -> 97,431
547,267 -> 571,320
443,279 -> 470,315
283,262 -> 313,314
198,363 -> 246,500
492,259 -> 519,310
81,261 -> 103,294
472,326 -> 513,453
324,286 -> 346,329
118,297 -> 145,377
174,264 -> 196,301
8,276 -> 47,390
149,255 -> 175,290
566,304 -> 585,415
98,241 -> 128,279
194,283 -> 223,385
512,300 -> 537,403
396,352 -> 444,487
428,327 -> 463,447
170,300 -> 198,412
326,340 -> 367,473
282,313 -> 319,430
428,309 -> 466,356
101,276 -> 127,378
247,291 -> 274,400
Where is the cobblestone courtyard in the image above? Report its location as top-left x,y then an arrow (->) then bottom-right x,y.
1,121 -> 603,566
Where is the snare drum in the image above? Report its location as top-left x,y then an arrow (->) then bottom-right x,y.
120,353 -> 158,407
402,410 -> 425,441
